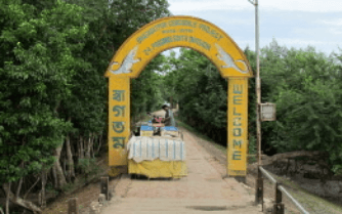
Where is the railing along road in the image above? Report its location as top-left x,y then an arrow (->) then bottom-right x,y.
255,166 -> 310,214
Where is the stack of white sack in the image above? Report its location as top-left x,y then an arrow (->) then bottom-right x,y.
126,135 -> 186,163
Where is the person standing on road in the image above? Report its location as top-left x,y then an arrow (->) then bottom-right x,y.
162,104 -> 172,126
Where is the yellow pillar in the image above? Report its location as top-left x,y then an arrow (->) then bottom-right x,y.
227,78 -> 248,177
108,77 -> 130,170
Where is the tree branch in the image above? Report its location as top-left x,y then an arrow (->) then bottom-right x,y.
3,183 -> 42,213
23,177 -> 40,200
16,161 -> 25,198
262,151 -> 327,166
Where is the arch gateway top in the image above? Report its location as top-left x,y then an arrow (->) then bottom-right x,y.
104,16 -> 253,78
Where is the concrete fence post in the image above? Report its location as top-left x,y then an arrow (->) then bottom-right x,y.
68,198 -> 79,214
101,176 -> 110,200
273,183 -> 284,214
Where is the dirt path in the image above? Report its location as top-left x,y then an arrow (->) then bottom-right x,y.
100,124 -> 262,214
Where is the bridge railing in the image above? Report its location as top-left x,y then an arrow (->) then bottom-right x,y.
255,166 -> 310,214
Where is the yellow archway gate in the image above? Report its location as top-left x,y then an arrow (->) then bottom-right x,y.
104,16 -> 253,178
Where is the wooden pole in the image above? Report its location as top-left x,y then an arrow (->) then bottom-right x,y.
248,0 -> 263,205
255,168 -> 263,206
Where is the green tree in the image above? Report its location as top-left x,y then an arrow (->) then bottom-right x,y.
0,0 -> 87,212
0,0 -> 171,213
257,40 -> 342,172
161,40 -> 342,174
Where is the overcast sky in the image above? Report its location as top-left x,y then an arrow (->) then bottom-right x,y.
167,0 -> 342,55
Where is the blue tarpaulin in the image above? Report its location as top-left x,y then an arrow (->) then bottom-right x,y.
140,126 -> 153,131
161,126 -> 178,131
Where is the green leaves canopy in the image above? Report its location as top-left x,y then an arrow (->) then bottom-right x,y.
0,0 -> 87,183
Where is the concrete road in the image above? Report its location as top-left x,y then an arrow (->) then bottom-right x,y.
101,113 -> 261,214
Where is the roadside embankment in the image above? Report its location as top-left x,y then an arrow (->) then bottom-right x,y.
177,119 -> 342,214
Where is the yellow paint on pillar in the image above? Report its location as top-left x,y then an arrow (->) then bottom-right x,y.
227,78 -> 248,176
108,77 -> 130,166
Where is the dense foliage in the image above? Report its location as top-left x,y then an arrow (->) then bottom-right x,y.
162,41 -> 342,174
259,41 -> 342,170
0,0 -> 169,213
0,0 -> 87,193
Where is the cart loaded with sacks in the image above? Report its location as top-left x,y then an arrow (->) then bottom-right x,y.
127,116 -> 187,179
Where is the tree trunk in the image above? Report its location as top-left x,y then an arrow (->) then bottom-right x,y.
86,133 -> 91,159
83,136 -> 86,159
40,171 -> 47,209
91,136 -> 95,158
3,183 -> 42,214
16,177 -> 23,198
52,101 -> 67,189
90,134 -> 94,158
52,166 -> 57,188
96,134 -> 103,155
24,177 -> 40,200
65,135 -> 75,181
16,161 -> 25,198
63,160 -> 67,180
78,136 -> 81,159
38,191 -> 41,207
79,136 -> 84,159
53,140 -> 67,189
91,134 -> 95,158
5,182 -> 10,214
